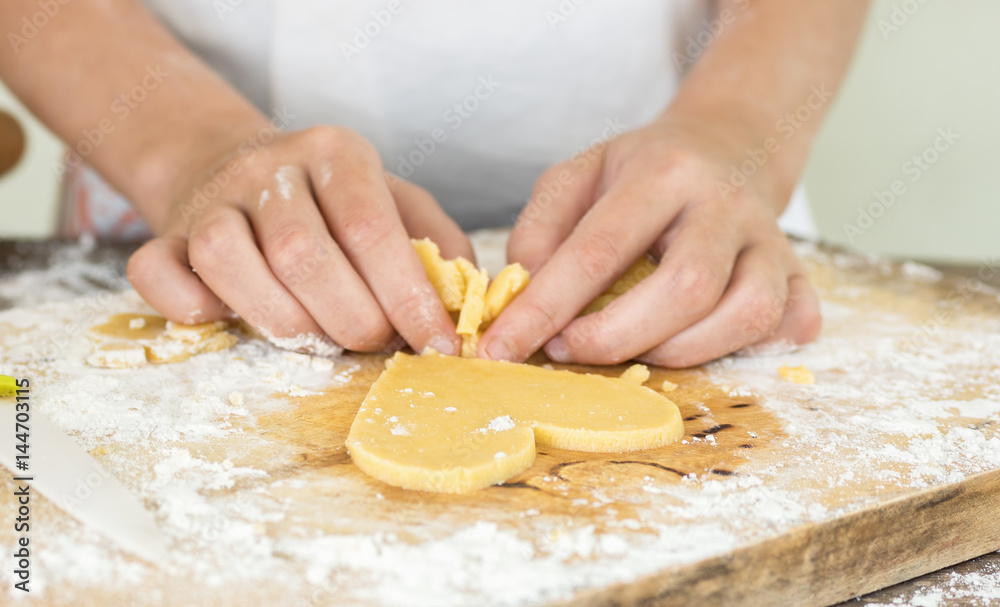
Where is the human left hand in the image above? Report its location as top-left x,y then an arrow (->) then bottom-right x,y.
479,116 -> 822,367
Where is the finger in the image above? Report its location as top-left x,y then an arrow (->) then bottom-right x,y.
248,165 -> 395,351
187,204 -> 330,349
635,242 -> 790,368
127,235 -> 228,324
507,154 -> 605,273
480,171 -> 681,363
387,172 -> 475,262
308,138 -> 461,355
543,208 -> 744,365
741,273 -> 822,354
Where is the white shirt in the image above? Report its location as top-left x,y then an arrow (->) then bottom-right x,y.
72,0 -> 815,237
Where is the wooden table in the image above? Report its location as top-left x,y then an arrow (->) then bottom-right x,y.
1,237 -> 998,606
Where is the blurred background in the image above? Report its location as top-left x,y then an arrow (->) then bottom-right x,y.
1,0 -> 997,263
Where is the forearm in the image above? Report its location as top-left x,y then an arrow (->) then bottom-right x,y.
0,0 -> 269,232
665,0 -> 870,209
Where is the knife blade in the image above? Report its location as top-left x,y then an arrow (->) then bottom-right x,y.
0,393 -> 168,564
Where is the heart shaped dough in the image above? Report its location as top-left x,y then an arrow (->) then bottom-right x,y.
346,351 -> 684,493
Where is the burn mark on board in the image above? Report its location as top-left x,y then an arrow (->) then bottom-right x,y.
730,403 -> 753,409
297,451 -> 352,469
692,423 -> 732,439
550,460 -> 586,481
608,460 -> 687,478
549,459 -> 688,481
915,486 -> 963,511
495,481 -> 542,492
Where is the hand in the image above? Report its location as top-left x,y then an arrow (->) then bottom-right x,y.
128,125 -> 472,355
480,117 -> 822,367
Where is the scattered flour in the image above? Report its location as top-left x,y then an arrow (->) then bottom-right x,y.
1,233 -> 999,606
487,415 -> 516,432
860,558 -> 1000,607
274,166 -> 296,201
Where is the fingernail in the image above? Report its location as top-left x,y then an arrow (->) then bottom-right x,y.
382,334 -> 408,354
484,338 -> 514,362
545,336 -> 570,363
425,335 -> 459,356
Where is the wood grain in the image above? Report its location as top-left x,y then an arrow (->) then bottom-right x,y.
2,237 -> 1000,606
564,471 -> 1000,606
839,552 -> 1000,606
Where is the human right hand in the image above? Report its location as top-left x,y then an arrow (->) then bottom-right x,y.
127,125 -> 472,356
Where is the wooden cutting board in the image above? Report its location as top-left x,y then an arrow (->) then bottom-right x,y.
1,234 -> 999,606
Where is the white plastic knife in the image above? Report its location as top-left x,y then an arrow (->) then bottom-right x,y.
0,395 -> 168,563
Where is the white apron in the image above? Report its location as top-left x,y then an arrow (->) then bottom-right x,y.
62,0 -> 815,237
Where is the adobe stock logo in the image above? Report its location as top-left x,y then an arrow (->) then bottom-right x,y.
717,84 -> 833,198
340,0 -> 409,62
394,76 -> 501,178
877,0 -> 935,41
6,0 -> 73,54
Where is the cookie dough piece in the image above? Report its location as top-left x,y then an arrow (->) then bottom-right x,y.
165,320 -> 229,342
581,255 -> 658,316
86,313 -> 237,368
346,351 -> 684,493
414,240 -> 666,357
778,365 -> 815,385
482,263 -> 530,323
413,239 -> 532,358
88,313 -> 167,341
146,331 -> 237,364
456,265 -> 488,336
87,343 -> 150,369
412,238 -> 466,312
660,379 -> 679,393
618,364 -> 651,385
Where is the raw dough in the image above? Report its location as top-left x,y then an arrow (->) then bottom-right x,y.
778,365 -> 815,385
619,363 -> 651,385
87,313 -> 237,368
412,238 -> 529,358
581,255 -> 658,316
413,238 -> 657,356
349,241 -> 680,492
346,351 -> 684,493
412,238 -> 466,312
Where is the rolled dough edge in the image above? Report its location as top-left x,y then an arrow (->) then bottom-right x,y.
345,427 -> 537,493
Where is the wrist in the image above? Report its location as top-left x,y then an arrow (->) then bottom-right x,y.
654,102 -> 798,216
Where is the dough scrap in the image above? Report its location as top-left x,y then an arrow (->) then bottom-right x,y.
413,239 -> 659,357
581,255 -> 658,316
87,313 -> 237,368
778,364 -> 815,385
413,239 -> 530,358
483,263 -> 530,323
346,351 -> 684,493
619,363 -> 651,385
412,238 -> 466,312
